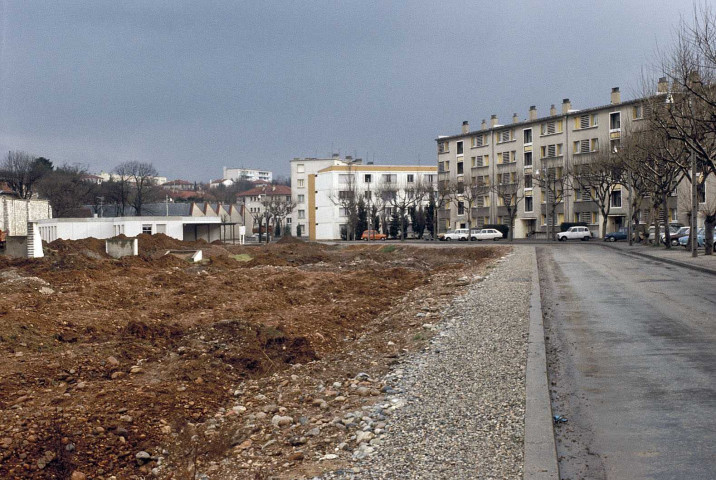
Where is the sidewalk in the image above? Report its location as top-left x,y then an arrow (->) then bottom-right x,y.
601,241 -> 716,275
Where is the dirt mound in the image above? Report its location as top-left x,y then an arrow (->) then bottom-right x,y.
46,237 -> 108,258
135,233 -> 191,256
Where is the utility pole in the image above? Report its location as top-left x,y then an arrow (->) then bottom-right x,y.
627,182 -> 633,247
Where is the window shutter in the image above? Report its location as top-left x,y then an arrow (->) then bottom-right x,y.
580,115 -> 590,129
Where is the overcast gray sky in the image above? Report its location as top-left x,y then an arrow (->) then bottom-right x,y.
0,0 -> 694,181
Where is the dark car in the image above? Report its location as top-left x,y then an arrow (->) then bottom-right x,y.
604,227 -> 628,242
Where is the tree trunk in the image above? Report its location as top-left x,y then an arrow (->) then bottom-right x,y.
662,192 -> 671,249
705,213 -> 715,256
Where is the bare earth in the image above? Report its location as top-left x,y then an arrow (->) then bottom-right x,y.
0,236 -> 508,479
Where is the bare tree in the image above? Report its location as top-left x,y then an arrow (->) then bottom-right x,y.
572,147 -> 625,238
266,195 -> 296,238
0,151 -> 51,199
384,176 -> 428,240
36,164 -> 99,217
533,165 -> 571,240
112,163 -> 133,216
447,175 -> 487,238
427,178 -> 451,240
329,167 -> 360,240
490,170 -> 524,241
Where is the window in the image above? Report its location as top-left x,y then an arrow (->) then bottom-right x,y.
524,151 -> 532,167
497,129 -> 513,143
524,174 -> 532,188
286,217 -> 292,225
473,155 -> 488,167
297,194 -> 305,203
456,141 -> 464,155
407,174 -> 414,183
426,174 -> 435,183
297,179 -> 305,188
457,162 -> 464,174
610,139 -> 620,153
382,174 -> 397,183
525,197 -> 534,212
574,138 -> 599,154
438,142 -> 448,153
457,201 -> 465,215
298,210 -> 305,219
541,120 -> 563,135
610,112 -> 621,130
523,129 -> 532,145
340,207 -> 350,217
142,224 -> 152,235
610,190 -> 622,208
632,105 -> 643,120
498,151 -> 515,164
575,114 -> 598,129
364,174 -> 372,183
471,135 -> 486,147
540,144 -> 562,158
297,164 -> 305,173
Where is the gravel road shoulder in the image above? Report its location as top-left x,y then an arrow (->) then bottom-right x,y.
321,246 -> 533,479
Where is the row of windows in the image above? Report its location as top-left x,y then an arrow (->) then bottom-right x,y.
438,109 -> 643,153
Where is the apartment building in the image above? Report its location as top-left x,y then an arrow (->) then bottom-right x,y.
222,167 -> 273,183
237,184 -> 292,235
436,84 -> 683,238
312,164 -> 437,240
290,155 -> 359,238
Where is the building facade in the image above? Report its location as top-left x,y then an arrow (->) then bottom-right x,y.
237,184 -> 292,236
290,155 -> 359,238
436,86 -> 694,238
222,167 -> 273,183
310,164 -> 437,241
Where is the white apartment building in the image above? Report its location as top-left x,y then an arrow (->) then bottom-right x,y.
290,155 -> 359,238
222,167 -> 273,183
435,83 -> 712,238
302,163 -> 437,241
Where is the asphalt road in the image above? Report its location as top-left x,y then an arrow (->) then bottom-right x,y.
538,245 -> 716,480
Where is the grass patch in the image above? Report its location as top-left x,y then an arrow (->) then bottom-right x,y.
230,254 -> 253,262
379,245 -> 397,253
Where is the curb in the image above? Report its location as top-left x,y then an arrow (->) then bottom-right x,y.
600,243 -> 716,276
523,247 -> 559,479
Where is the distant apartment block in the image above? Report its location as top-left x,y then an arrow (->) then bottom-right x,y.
435,83 -> 713,238
290,155 -> 436,240
222,167 -> 272,183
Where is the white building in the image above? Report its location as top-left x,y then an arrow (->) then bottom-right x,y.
310,164 -> 437,240
37,216 -> 222,243
290,155 -> 360,238
222,167 -> 272,183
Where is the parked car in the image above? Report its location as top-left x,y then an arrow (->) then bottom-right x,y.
678,228 -> 705,248
440,229 -> 470,241
557,226 -> 592,241
604,227 -> 628,242
663,226 -> 691,246
648,224 -> 681,244
361,229 -> 387,241
470,228 -> 503,241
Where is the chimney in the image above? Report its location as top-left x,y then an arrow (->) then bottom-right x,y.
562,98 -> 571,114
462,120 -> 469,134
549,104 -> 556,116
512,113 -> 519,124
529,106 -> 537,120
611,87 -> 621,104
657,77 -> 668,94
481,119 -> 487,130
490,114 -> 498,127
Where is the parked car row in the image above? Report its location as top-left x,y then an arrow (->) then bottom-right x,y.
678,228 -> 706,248
438,228 -> 503,241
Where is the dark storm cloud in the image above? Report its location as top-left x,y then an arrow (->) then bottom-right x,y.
0,0 -> 694,181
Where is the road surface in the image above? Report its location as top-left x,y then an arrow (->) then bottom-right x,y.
538,245 -> 716,480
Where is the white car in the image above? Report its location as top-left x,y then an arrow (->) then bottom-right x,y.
441,228 -> 470,241
556,226 -> 592,241
470,228 -> 503,241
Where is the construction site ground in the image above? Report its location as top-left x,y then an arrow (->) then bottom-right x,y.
0,235 -> 508,479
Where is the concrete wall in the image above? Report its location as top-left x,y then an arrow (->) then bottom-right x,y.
4,236 -> 28,258
0,197 -> 52,236
105,238 -> 138,258
37,216 -> 221,242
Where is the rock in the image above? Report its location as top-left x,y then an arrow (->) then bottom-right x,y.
288,436 -> 306,446
231,405 -> 246,414
160,425 -> 172,435
135,451 -> 152,465
235,439 -> 252,450
129,366 -> 143,374
71,472 -> 87,480
354,372 -> 370,381
110,371 -> 125,380
305,427 -> 320,437
119,415 -> 133,423
39,286 -> 54,295
288,451 -> 305,461
262,404 -> 279,414
320,453 -> 339,460
271,415 -> 293,427
355,431 -> 374,444
107,356 -> 120,366
356,387 -> 371,397
0,437 -> 12,449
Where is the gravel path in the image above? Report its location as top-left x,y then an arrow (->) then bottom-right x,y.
321,247 -> 532,480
